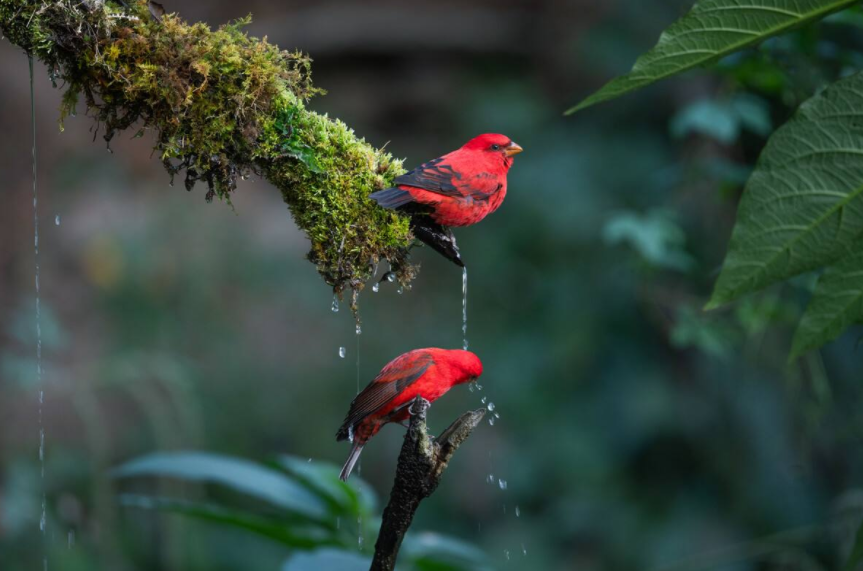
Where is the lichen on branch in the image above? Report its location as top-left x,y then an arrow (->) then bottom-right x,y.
0,0 -> 416,298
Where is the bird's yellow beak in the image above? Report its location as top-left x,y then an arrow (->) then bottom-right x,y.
505,142 -> 523,157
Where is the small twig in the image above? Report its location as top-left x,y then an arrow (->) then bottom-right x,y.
370,397 -> 486,571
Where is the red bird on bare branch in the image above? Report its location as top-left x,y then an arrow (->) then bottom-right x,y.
370,134 -> 522,267
336,348 -> 483,481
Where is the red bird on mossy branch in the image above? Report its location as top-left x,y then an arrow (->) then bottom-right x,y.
370,134 -> 522,267
336,348 -> 483,481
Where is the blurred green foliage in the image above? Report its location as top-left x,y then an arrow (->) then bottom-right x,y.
2,1 -> 863,571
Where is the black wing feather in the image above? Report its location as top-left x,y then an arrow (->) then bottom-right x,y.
336,355 -> 434,440
393,158 -> 463,198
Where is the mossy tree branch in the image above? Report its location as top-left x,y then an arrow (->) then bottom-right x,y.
0,0 -> 417,302
371,397 -> 486,571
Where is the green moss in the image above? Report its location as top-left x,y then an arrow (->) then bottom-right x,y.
0,0 -> 417,300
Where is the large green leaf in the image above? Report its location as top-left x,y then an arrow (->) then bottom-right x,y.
113,451 -> 328,521
275,455 -> 378,516
282,548 -> 375,571
706,71 -> 863,309
565,0 -> 859,114
844,517 -> 863,571
402,532 -> 492,571
791,251 -> 863,357
118,494 -> 337,549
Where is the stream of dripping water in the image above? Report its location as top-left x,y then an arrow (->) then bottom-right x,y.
461,268 -> 468,350
355,320 -> 364,550
30,55 -> 48,571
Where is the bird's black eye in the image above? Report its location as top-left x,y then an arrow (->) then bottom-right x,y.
491,144 -> 500,151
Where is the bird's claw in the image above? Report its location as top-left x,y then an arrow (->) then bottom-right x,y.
409,397 -> 431,416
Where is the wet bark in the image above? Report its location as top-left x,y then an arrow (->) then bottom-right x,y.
370,397 -> 486,571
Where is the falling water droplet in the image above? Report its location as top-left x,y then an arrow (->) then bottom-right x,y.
387,273 -> 395,282
357,515 -> 364,549
348,425 -> 355,443
372,283 -> 380,293
331,295 -> 339,313
515,505 -> 521,517
339,347 -> 346,358
522,544 -> 527,556
396,286 -> 404,295
307,458 -> 312,463
489,416 -> 496,426
487,402 -> 495,412
476,383 -> 483,391
355,324 -> 362,335
481,396 -> 487,404
468,381 -> 476,393
494,412 -> 500,419
54,215 -> 60,226
39,500 -> 46,532
498,478 -> 507,490
462,267 -> 468,350
504,549 -> 511,561
67,530 -> 75,549
486,473 -> 494,484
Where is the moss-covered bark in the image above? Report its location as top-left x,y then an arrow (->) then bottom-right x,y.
0,0 -> 416,301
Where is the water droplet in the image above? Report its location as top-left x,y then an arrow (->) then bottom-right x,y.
331,295 -> 339,312
481,396 -> 487,404
339,347 -> 346,358
522,544 -> 527,556
387,273 -> 395,282
498,478 -> 507,490
54,215 -> 60,226
489,416 -> 496,426
348,425 -> 355,443
355,324 -> 362,335
372,283 -> 380,293
468,381 -> 476,393
67,530 -> 75,549
486,473 -> 494,484
397,286 -> 404,295
487,401 -> 495,412
476,383 -> 483,391
494,412 -> 500,419
307,458 -> 312,463
504,549 -> 511,560
515,505 -> 521,517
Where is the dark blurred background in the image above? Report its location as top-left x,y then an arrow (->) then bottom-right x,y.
3,1 -> 863,570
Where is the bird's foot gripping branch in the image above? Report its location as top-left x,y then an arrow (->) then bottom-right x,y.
0,0 -> 417,301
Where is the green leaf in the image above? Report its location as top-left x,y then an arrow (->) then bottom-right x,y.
275,455 -> 378,516
791,251 -> 863,357
282,548 -> 374,571
118,494 -> 336,549
603,209 -> 695,271
707,71 -> 863,310
844,517 -> 863,571
113,452 -> 328,521
565,0 -> 859,114
402,532 -> 492,570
